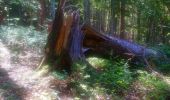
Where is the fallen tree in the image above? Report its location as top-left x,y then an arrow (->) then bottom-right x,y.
82,24 -> 157,60
39,0 -> 163,73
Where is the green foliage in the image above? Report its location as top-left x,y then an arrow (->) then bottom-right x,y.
151,45 -> 170,73
158,44 -> 170,57
51,71 -> 68,80
137,70 -> 170,100
71,57 -> 132,98
97,60 -> 132,93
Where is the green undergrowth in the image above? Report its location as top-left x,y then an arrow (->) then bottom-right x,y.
70,57 -> 132,99
136,70 -> 170,100
69,56 -> 170,99
51,70 -> 68,80
150,44 -> 170,74
157,44 -> 170,57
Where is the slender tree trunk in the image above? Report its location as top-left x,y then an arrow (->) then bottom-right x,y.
83,0 -> 91,24
96,10 -> 101,31
120,0 -> 126,39
137,8 -> 141,42
99,9 -> 104,32
38,0 -> 46,28
110,0 -> 117,35
146,17 -> 154,43
50,0 -> 56,20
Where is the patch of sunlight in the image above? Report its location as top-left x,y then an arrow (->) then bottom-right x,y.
163,76 -> 170,85
34,65 -> 49,78
0,89 -> 6,97
87,57 -> 110,68
84,74 -> 90,79
33,91 -> 59,100
74,97 -> 81,100
80,84 -> 88,90
0,42 -> 11,68
39,92 -> 55,100
167,33 -> 170,36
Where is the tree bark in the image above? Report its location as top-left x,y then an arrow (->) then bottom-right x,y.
83,0 -> 91,24
38,0 -> 46,28
82,24 -> 158,61
50,0 -> 56,20
43,0 -> 84,73
137,8 -> 141,42
120,0 -> 126,39
110,0 -> 117,35
45,0 -> 66,61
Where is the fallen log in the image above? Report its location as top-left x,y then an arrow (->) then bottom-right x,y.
39,0 -> 164,73
81,24 -> 164,71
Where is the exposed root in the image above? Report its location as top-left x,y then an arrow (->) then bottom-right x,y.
37,55 -> 46,70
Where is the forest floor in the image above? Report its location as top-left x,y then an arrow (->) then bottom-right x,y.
0,26 -> 170,100
0,40 -> 62,100
0,42 -> 169,100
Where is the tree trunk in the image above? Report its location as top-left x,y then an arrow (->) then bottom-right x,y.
120,0 -> 126,39
38,0 -> 46,29
83,0 -> 91,24
82,24 -> 159,61
110,0 -> 117,35
50,0 -> 56,20
137,8 -> 141,42
44,0 -> 84,73
45,0 -> 66,61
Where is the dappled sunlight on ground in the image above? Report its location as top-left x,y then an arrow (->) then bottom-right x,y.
0,39 -> 61,100
164,76 -> 170,85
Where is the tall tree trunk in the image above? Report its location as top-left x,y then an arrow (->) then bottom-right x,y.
83,0 -> 91,24
137,8 -> 141,42
50,0 -> 56,20
110,0 -> 117,35
96,10 -> 101,32
119,0 -> 126,39
38,0 -> 46,29
146,17 -> 154,43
